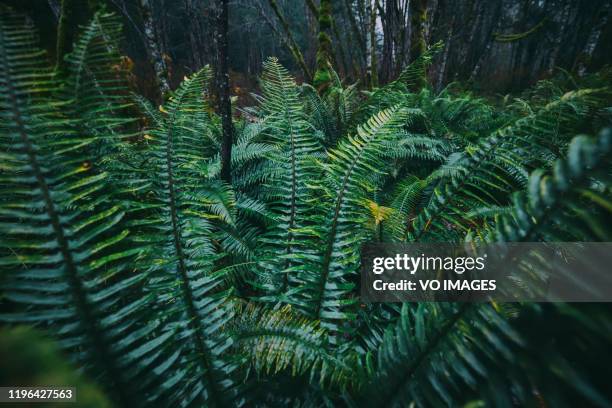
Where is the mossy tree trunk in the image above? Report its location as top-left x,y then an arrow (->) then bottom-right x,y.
313,0 -> 333,91
409,0 -> 427,90
307,0 -> 347,80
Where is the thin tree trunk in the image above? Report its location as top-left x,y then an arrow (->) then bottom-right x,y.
215,0 -> 234,183
267,0 -> 312,82
545,1 -> 570,75
48,0 -> 60,20
380,0 -> 392,83
409,0 -> 428,89
436,14 -> 454,91
365,0 -> 373,88
139,0 -> 171,97
469,3 -> 503,83
369,0 -> 379,88
306,0 -> 347,79
341,2 -> 364,81
396,0 -> 410,73
357,0 -> 366,28
343,0 -> 366,72
305,0 -> 318,18
331,16 -> 350,78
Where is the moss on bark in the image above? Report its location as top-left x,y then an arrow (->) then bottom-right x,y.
313,0 -> 333,91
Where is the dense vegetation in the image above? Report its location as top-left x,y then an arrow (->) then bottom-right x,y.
1,6 -> 612,407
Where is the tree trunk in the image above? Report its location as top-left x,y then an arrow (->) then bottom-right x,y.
48,0 -> 60,20
313,0 -> 334,91
408,0 -> 428,90
333,21 -> 350,78
343,0 -> 367,77
436,12 -> 454,91
380,0 -> 392,83
368,0 -> 379,88
139,0 -> 171,98
576,2 -> 610,76
185,0 -> 205,70
305,0 -> 318,18
215,0 -> 233,183
409,0 -> 427,62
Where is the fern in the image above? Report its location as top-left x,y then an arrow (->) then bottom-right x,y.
63,11 -> 134,126
406,87 -> 610,243
302,68 -> 359,146
290,106 -> 415,341
140,67 -> 241,406
0,8 -> 171,406
363,130 -> 612,407
352,41 -> 444,127
234,303 -> 357,389
253,58 -> 323,295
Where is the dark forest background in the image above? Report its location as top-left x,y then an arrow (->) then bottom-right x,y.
9,0 -> 612,102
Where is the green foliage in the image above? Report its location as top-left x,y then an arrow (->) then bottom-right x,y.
302,68 -> 359,146
0,8 -> 170,406
287,106 -> 417,341
353,41 -> 444,127
362,130 -> 612,408
234,303 -> 356,389
141,66 -> 242,406
252,58 -> 323,296
1,8 -> 611,408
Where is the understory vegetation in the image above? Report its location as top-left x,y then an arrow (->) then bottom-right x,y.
1,7 -> 612,407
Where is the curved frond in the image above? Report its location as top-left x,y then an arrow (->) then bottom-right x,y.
234,303 -> 358,389
290,106 -> 415,341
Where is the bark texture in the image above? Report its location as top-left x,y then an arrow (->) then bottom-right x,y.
313,0 -> 334,91
409,0 -> 427,89
369,0 -> 379,88
139,0 -> 171,96
215,0 -> 234,183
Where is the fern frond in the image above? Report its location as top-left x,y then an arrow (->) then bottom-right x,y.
141,67 -> 241,405
0,8 -> 171,406
302,74 -> 359,147
234,303 -> 358,389
62,10 -> 139,148
352,41 -> 444,127
407,87 -> 610,242
491,129 -> 611,242
253,58 -> 323,295
290,106 -> 415,341
363,129 -> 612,407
